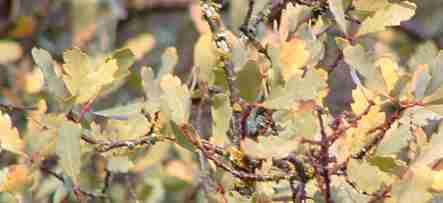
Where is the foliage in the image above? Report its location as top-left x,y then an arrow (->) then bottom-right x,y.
2,0 -> 443,203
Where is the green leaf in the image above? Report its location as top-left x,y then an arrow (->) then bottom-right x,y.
56,122 -> 82,184
408,41 -> 438,72
235,60 -> 262,102
107,156 -> 134,173
104,114 -> 151,140
343,44 -> 386,94
346,159 -> 393,194
426,51 -> 443,95
157,47 -> 178,79
356,1 -> 416,37
211,94 -> 232,145
31,47 -> 70,100
368,156 -> 407,174
93,102 -> 145,120
274,110 -> 318,140
111,48 -> 135,80
160,74 -> 191,124
194,34 -> 217,84
399,106 -> 437,127
169,122 -> 195,151
267,45 -> 285,87
264,68 -> 327,109
376,124 -> 410,157
411,64 -> 431,101
331,177 -> 370,203
279,3 -> 312,39
328,0 -> 348,36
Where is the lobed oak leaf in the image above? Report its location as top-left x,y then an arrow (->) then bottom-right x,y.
279,3 -> 312,40
61,48 -> 119,104
32,48 -> 70,100
160,74 -> 191,124
356,1 -> 416,37
344,44 -> 387,96
347,159 -> 393,194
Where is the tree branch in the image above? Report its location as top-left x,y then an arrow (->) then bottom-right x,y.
200,1 -> 243,147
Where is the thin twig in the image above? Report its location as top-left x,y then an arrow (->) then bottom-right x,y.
316,109 -> 333,203
200,1 -> 243,147
180,124 -> 291,182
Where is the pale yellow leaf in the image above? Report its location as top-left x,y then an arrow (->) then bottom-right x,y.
194,34 -> 218,84
376,57 -> 400,94
0,111 -> 25,156
280,38 -> 310,81
160,74 -> 191,124
62,48 -> 119,104
356,2 -> 416,37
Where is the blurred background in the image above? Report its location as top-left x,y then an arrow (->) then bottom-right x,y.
0,0 -> 442,202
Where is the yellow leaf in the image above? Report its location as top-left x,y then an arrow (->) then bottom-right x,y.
0,111 -> 25,156
24,67 -> 44,94
356,2 -> 416,37
351,87 -> 376,115
0,164 -> 33,193
62,48 -> 119,104
341,105 -> 385,157
160,74 -> 191,124
194,34 -> 218,83
376,57 -> 400,94
280,38 -> 310,81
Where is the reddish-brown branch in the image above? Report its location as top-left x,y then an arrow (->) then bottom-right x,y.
180,124 -> 291,182
316,109 -> 333,203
